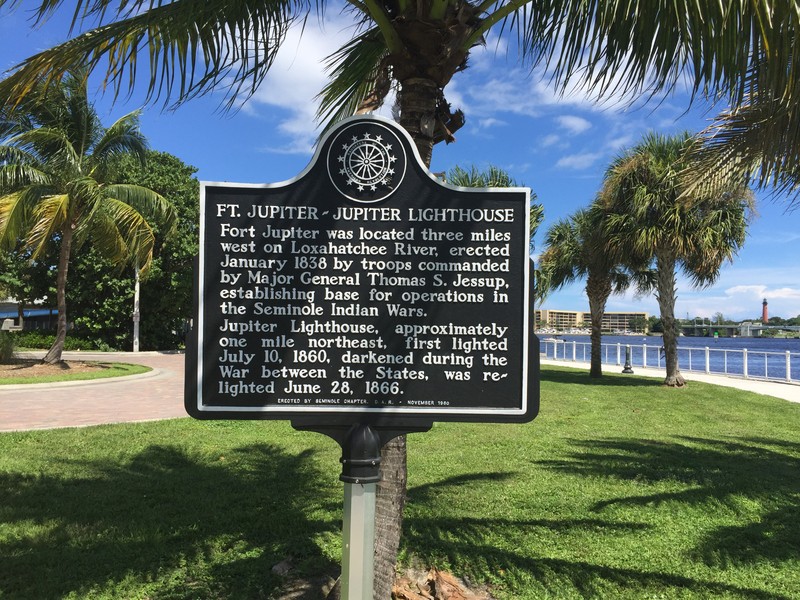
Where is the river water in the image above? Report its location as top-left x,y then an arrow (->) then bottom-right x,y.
540,334 -> 800,382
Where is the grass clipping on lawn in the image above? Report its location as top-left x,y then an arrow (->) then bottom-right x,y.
0,365 -> 798,599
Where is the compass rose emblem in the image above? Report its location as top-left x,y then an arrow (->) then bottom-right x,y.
327,121 -> 407,203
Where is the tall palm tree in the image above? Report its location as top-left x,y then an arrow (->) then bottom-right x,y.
600,132 -> 753,387
538,204 -> 640,378
0,71 -> 176,363
0,2 -> 789,595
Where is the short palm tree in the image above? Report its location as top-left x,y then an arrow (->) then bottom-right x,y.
600,132 -> 753,387
538,204 -> 640,378
446,165 -> 544,248
0,71 -> 176,363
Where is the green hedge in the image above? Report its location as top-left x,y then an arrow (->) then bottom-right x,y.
9,330 -> 117,352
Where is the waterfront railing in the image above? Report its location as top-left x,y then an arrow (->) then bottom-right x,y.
541,339 -> 800,384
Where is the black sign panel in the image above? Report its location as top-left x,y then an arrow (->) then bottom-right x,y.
186,116 -> 539,423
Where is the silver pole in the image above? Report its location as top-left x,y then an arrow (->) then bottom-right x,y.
342,482 -> 376,600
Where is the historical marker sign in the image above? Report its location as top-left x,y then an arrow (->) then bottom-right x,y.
185,115 -> 539,424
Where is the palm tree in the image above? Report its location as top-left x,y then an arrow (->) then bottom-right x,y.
538,204 -> 640,378
0,2 -> 788,595
0,71 -> 176,363
446,165 -> 521,188
600,132 -> 753,387
0,2 -> 796,175
446,164 -> 544,248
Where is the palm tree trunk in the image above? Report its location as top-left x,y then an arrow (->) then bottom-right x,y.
586,274 -> 612,378
397,77 -> 438,167
373,434 -> 407,597
42,223 -> 74,364
372,77 -> 440,599
655,250 -> 685,387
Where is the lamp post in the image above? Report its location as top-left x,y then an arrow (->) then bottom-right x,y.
133,265 -> 140,352
622,345 -> 634,374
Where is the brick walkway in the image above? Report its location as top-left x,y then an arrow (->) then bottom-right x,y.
2,353 -> 797,432
0,352 -> 186,431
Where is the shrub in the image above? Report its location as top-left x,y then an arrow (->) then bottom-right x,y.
9,330 -> 115,352
9,330 -> 54,350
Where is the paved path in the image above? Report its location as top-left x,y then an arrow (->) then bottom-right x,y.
0,351 -> 186,431
542,359 -> 800,403
1,353 -> 797,432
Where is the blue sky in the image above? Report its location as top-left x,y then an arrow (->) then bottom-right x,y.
2,5 -> 798,322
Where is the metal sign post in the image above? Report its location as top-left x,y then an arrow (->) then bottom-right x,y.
342,481 -> 375,599
338,424 -> 382,599
291,421 -> 431,600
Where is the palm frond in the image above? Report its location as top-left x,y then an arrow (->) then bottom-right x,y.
103,183 -> 177,236
0,0 -> 314,111
0,186 -> 46,248
503,0 -> 798,112
0,104 -> 34,138
0,163 -> 52,191
684,97 -> 800,202
538,214 -> 585,295
3,127 -> 82,176
25,193 -> 72,258
91,110 -> 148,172
80,205 -> 136,270
66,175 -> 103,208
88,196 -> 157,273
317,26 -> 391,132
447,164 -> 523,188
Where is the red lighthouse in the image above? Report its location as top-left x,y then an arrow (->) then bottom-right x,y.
762,298 -> 768,324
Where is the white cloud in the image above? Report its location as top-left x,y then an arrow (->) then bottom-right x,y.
553,261 -> 800,321
604,135 -> 635,153
242,15 -> 363,154
473,117 -> 508,131
461,75 -> 543,117
540,134 -> 561,147
749,230 -> 800,245
725,285 -> 800,302
555,152 -> 604,170
556,115 -> 592,134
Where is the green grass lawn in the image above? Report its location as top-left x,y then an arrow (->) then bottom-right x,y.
0,362 -> 151,384
1,366 -> 798,599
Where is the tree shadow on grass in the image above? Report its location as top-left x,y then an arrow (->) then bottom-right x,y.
541,365 -> 665,389
540,436 -> 800,568
403,449 -> 799,599
408,471 -> 517,499
403,529 -> 788,600
0,443 -> 340,599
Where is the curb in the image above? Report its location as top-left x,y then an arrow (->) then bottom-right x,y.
0,366 -> 165,392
